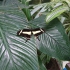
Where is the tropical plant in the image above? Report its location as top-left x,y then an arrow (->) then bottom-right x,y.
0,0 -> 70,70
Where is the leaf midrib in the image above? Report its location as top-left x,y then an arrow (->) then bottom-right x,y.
46,32 -> 69,53
0,27 -> 15,64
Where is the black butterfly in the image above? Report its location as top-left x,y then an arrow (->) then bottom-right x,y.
17,28 -> 44,42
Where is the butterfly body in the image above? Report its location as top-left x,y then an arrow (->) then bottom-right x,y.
17,28 -> 44,42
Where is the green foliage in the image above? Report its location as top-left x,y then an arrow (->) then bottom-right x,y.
0,8 -> 39,70
30,16 -> 70,60
19,0 -> 32,21
38,56 -> 47,70
0,0 -> 70,70
46,6 -> 69,23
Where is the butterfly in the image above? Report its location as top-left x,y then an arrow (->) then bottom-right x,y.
17,28 -> 44,42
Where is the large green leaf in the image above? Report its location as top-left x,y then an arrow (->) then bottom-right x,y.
46,6 -> 69,23
35,18 -> 70,60
30,15 -> 70,60
29,15 -> 46,28
0,8 -> 39,70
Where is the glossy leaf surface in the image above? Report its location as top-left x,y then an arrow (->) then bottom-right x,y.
0,8 -> 39,70
46,6 -> 69,23
35,18 -> 70,60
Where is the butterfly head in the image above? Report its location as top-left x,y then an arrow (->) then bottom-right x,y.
17,30 -> 22,36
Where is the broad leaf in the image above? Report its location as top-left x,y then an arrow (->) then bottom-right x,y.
0,8 -> 39,70
35,18 -> 70,60
31,5 -> 43,16
30,15 -> 70,60
46,6 -> 69,23
30,15 -> 46,28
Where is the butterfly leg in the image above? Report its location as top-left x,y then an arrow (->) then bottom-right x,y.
35,36 -> 40,41
25,38 -> 30,43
